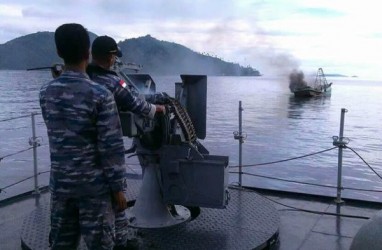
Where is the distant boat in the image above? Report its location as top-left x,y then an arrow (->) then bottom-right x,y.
293,68 -> 332,98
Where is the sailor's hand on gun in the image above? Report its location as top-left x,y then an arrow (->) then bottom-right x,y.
153,92 -> 171,104
155,104 -> 166,114
113,191 -> 127,212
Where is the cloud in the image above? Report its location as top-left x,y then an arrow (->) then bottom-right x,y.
1,0 -> 382,78
0,4 -> 22,17
22,7 -> 63,18
297,7 -> 345,17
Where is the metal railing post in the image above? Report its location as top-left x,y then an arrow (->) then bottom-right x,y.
30,112 -> 40,195
333,108 -> 348,204
234,101 -> 244,187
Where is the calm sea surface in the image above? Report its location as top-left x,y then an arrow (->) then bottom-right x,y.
1,70 -> 382,202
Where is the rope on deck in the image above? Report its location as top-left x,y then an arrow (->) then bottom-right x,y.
347,146 -> 382,180
230,145 -> 382,193
0,170 -> 50,194
229,147 -> 337,168
0,147 -> 34,163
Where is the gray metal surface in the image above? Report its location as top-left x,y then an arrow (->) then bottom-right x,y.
128,168 -> 191,229
160,145 -> 229,208
177,75 -> 207,139
21,204 -> 51,250
21,178 -> 280,250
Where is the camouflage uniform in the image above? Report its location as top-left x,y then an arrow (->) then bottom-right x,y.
40,70 -> 126,250
87,64 -> 157,246
87,64 -> 156,118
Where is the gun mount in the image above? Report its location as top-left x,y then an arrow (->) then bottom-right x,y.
114,60 -> 229,229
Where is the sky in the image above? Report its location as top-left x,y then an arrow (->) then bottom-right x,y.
0,0 -> 382,79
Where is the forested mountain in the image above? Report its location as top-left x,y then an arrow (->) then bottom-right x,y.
0,32 -> 260,76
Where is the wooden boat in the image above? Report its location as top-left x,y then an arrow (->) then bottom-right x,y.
293,68 -> 332,97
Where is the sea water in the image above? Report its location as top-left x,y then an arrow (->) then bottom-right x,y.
1,70 -> 382,202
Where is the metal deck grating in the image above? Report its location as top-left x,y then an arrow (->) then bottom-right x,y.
21,179 -> 280,250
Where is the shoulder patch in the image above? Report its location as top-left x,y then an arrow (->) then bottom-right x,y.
119,80 -> 127,88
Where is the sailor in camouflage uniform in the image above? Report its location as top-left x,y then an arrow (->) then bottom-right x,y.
87,36 -> 166,118
87,35 -> 166,249
40,24 -> 127,250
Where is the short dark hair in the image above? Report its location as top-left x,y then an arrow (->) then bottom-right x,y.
55,23 -> 90,64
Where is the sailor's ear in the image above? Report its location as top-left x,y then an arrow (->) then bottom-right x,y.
109,54 -> 115,63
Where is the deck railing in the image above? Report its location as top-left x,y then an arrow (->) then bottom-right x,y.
1,104 -> 382,205
232,102 -> 382,203
0,112 -> 48,202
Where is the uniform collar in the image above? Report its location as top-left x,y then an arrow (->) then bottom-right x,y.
61,70 -> 90,79
87,63 -> 118,77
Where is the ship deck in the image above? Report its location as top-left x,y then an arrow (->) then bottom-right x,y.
1,175 -> 381,250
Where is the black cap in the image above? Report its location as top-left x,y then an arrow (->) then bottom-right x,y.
92,35 -> 122,57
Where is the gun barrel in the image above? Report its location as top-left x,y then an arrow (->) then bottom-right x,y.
27,66 -> 53,71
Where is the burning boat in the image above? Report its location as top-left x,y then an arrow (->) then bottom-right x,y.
290,68 -> 332,98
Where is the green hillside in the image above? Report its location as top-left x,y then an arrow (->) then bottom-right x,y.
0,32 -> 260,76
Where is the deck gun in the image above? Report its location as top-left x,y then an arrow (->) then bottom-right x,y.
28,59 -> 230,228
113,59 -> 230,228
27,64 -> 64,79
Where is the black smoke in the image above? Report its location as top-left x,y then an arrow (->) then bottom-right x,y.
289,69 -> 307,92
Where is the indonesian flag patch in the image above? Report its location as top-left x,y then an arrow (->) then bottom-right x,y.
119,79 -> 127,88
